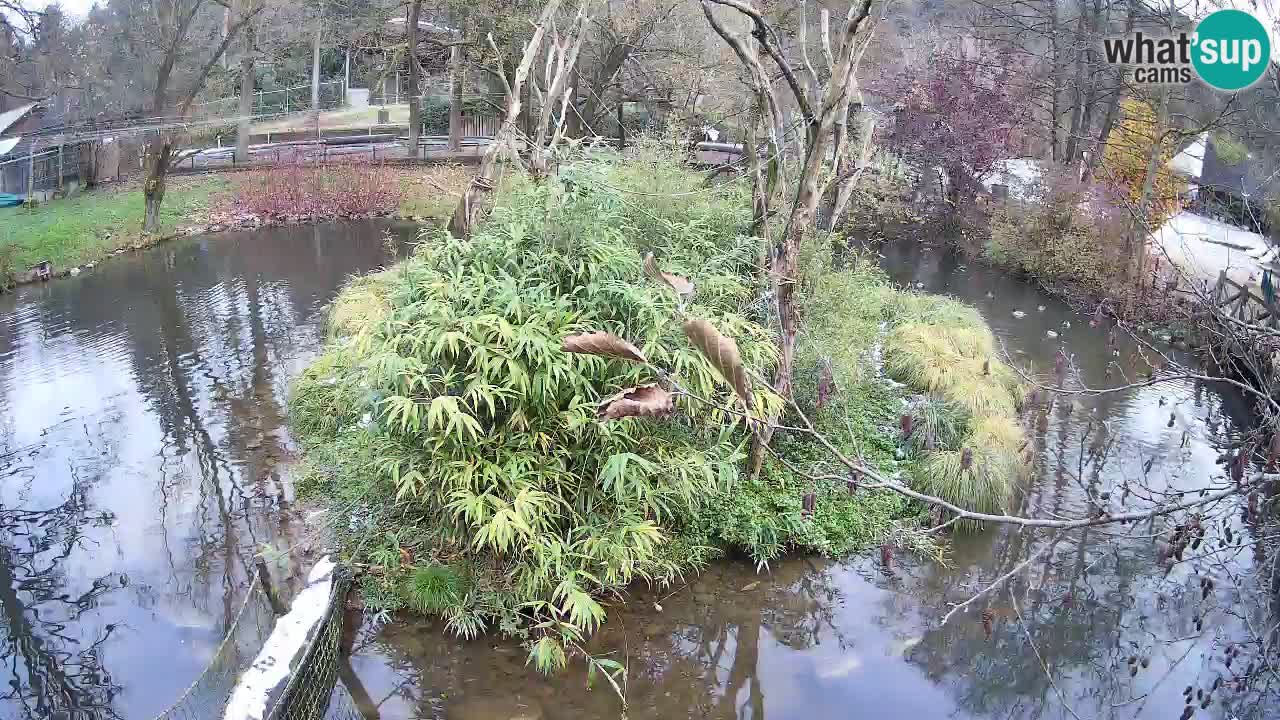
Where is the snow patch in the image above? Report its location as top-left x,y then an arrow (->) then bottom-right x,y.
222,556 -> 336,720
1152,211 -> 1272,286
1167,132 -> 1206,179
981,158 -> 1044,201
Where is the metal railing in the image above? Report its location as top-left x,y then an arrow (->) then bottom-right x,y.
193,80 -> 347,121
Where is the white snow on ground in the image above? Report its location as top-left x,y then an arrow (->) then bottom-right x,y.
223,556 -> 336,720
1153,211 -> 1273,288
981,158 -> 1044,200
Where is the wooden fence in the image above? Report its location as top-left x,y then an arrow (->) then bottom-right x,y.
1213,271 -> 1278,329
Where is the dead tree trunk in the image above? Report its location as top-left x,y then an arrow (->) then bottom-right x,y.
448,2 -> 566,237
703,0 -> 877,473
529,2 -> 590,178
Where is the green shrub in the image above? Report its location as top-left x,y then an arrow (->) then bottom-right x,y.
984,169 -> 1129,293
292,153 -> 778,665
293,141 -> 1022,662
838,149 -> 918,236
1212,132 -> 1248,166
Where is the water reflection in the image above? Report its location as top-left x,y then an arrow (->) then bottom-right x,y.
344,241 -> 1275,720
0,220 -> 415,718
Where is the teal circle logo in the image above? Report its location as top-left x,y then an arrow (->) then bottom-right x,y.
1193,9 -> 1271,91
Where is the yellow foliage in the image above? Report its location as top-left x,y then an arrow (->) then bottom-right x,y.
1100,98 -> 1182,227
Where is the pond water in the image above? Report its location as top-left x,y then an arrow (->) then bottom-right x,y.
1,227 -> 1272,720
0,219 -> 417,719
339,240 -> 1276,720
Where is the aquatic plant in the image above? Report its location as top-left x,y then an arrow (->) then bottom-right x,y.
913,415 -> 1025,524
905,396 -> 972,454
884,324 -> 1021,418
878,293 -> 1028,523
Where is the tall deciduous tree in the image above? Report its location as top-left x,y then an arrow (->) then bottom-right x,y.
406,0 -> 423,156
235,0 -> 258,164
891,48 -> 1029,212
141,0 -> 263,233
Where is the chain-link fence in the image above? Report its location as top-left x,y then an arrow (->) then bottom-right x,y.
193,81 -> 347,123
151,576 -> 278,720
150,561 -> 362,720
268,567 -> 353,720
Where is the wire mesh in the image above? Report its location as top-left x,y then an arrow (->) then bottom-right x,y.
268,567 -> 354,720
151,577 -> 278,720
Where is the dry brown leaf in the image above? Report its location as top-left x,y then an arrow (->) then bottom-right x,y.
644,252 -> 695,299
597,383 -> 675,421
682,317 -> 752,409
562,332 -> 648,364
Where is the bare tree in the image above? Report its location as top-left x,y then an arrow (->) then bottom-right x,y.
141,0 -> 263,233
701,0 -> 877,472
446,0 -> 590,238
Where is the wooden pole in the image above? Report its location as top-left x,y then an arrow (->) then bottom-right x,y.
57,143 -> 64,193
25,142 -> 35,207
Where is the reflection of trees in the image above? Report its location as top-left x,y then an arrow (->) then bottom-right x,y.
0,220 -> 410,719
611,561 -> 849,720
0,482 -> 122,719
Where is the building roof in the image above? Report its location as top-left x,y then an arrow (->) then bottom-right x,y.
0,103 -> 37,136
1168,132 -> 1206,179
0,137 -> 19,157
1199,135 -> 1280,200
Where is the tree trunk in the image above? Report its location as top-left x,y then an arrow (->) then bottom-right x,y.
235,6 -> 255,164
1129,88 -> 1169,286
616,99 -> 625,150
143,139 -> 173,234
579,43 -> 630,133
827,111 -> 877,231
1062,0 -> 1089,167
745,101 -> 769,241
1085,0 -> 1135,181
1049,2 -> 1061,163
564,65 -> 581,137
448,43 -> 464,151
406,0 -> 422,158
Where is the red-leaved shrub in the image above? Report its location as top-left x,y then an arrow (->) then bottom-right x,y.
226,160 -> 403,221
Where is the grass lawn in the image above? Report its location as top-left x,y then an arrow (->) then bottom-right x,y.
250,104 -> 411,135
0,175 -> 230,282
395,164 -> 471,221
0,163 -> 472,288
